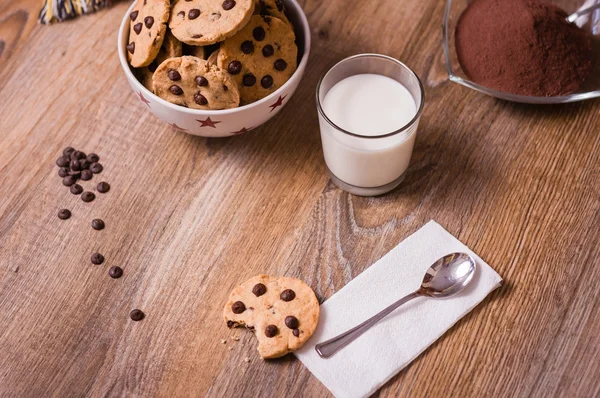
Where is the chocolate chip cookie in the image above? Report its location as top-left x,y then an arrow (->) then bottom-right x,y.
138,30 -> 183,92
153,56 -> 240,109
223,274 -> 320,359
127,0 -> 171,68
169,0 -> 255,46
217,15 -> 297,104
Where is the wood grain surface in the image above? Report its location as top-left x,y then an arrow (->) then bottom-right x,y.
1,0 -> 599,397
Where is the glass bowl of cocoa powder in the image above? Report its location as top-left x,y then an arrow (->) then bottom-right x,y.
443,0 -> 600,103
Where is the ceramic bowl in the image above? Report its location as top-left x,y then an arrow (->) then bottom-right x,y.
118,0 -> 311,137
443,0 -> 600,104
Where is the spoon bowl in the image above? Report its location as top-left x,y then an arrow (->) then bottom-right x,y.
420,252 -> 476,297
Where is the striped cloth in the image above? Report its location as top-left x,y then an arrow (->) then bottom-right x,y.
39,0 -> 117,24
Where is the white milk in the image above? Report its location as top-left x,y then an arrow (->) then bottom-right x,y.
319,74 -> 418,188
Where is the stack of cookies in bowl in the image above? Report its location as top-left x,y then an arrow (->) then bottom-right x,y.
126,0 -> 298,110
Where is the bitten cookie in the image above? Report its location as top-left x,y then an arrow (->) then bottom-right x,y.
217,15 -> 297,104
169,0 -> 255,46
254,0 -> 289,25
223,274 -> 320,359
127,0 -> 171,68
138,30 -> 183,92
153,56 -> 240,109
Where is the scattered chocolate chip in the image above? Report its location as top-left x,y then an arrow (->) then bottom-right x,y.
92,218 -> 105,230
91,253 -> 104,265
262,44 -> 274,57
274,59 -> 287,71
69,159 -> 81,171
130,309 -> 145,321
58,167 -> 69,178
293,328 -> 300,337
232,301 -> 246,314
252,283 -> 267,297
63,147 -> 75,157
133,23 -> 143,35
127,42 -> 135,54
285,315 -> 299,329
280,289 -> 295,302
71,151 -> 86,160
56,156 -> 70,167
241,40 -> 254,54
177,10 -> 185,17
253,26 -> 266,41
109,266 -> 123,279
144,16 -> 154,28
195,76 -> 208,86
81,169 -> 93,181
243,73 -> 256,86
97,182 -> 110,193
188,8 -> 200,19
170,85 -> 184,95
62,175 -> 78,186
81,192 -> 95,202
79,159 -> 90,170
194,92 -> 208,105
261,75 -> 273,88
58,209 -> 71,220
228,60 -> 242,75
86,153 -> 99,163
227,320 -> 236,328
130,10 -> 139,21
70,184 -> 83,195
222,0 -> 236,10
90,163 -> 103,174
265,325 -> 278,338
168,69 -> 182,81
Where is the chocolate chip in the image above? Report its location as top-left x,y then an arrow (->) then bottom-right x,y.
71,150 -> 86,160
63,147 -> 75,157
79,159 -> 90,170
56,156 -> 70,167
170,85 -> 184,95
262,44 -> 274,57
227,320 -> 236,328
69,159 -> 80,171
280,289 -> 295,301
148,61 -> 158,72
81,192 -> 95,202
109,266 -> 123,279
144,16 -> 154,28
195,76 -> 208,86
293,328 -> 300,337
81,169 -> 93,181
241,40 -> 254,54
92,218 -> 105,230
70,184 -> 83,195
222,0 -> 236,10
223,84 -> 228,91
90,163 -> 103,174
228,60 -> 242,75
178,10 -> 185,17
62,175 -> 78,186
130,10 -> 139,21
252,283 -> 267,297
285,315 -> 299,329
188,9 -> 200,19
194,92 -> 208,105
168,69 -> 182,81
242,73 -> 256,86
58,167 -> 69,177
261,75 -> 273,88
127,42 -> 135,54
130,309 -> 145,321
232,301 -> 246,314
265,325 -> 278,338
97,182 -> 110,193
91,253 -> 104,265
253,27 -> 266,41
133,23 -> 143,34
86,153 -> 99,163
58,209 -> 71,220
274,59 -> 287,71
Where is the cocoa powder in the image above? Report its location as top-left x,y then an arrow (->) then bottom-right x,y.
455,0 -> 593,97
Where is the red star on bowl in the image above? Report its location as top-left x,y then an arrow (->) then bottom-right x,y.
169,122 -> 188,132
137,91 -> 151,108
230,126 -> 253,135
196,117 -> 221,128
269,95 -> 287,112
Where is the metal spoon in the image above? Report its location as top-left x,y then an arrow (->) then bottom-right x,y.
315,252 -> 477,358
567,3 -> 600,23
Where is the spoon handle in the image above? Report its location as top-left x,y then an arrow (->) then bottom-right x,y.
315,291 -> 421,358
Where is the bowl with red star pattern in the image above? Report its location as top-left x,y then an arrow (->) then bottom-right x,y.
118,0 -> 311,137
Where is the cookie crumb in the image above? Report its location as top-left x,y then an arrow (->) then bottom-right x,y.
243,357 -> 250,363
231,336 -> 240,341
228,346 -> 233,350
220,339 -> 227,344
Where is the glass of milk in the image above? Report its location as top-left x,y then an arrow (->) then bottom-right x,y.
316,54 -> 424,196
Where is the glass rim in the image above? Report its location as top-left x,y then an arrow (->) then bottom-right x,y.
315,53 -> 425,139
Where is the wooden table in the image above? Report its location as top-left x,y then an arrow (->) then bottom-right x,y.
1,0 -> 599,396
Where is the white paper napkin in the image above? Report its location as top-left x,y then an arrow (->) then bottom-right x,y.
295,220 -> 503,398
